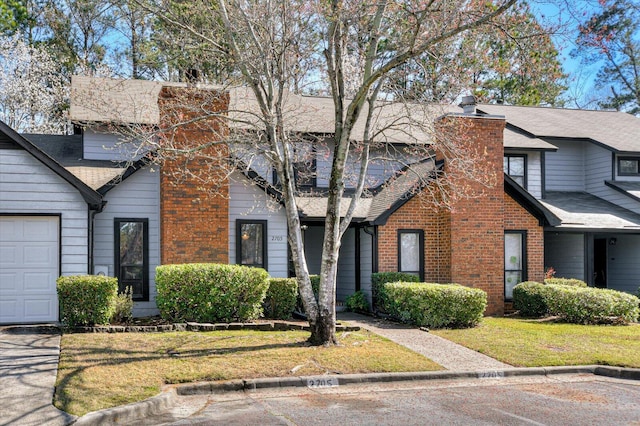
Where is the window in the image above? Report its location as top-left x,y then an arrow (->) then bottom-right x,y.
236,220 -> 267,269
272,159 -> 317,189
504,231 -> 526,300
504,155 -> 526,187
398,230 -> 424,281
618,157 -> 640,176
114,218 -> 149,301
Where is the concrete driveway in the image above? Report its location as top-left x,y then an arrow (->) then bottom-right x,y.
0,326 -> 75,426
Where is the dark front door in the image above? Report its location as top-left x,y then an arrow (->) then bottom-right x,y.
594,238 -> 607,288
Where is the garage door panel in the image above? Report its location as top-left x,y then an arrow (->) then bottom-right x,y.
22,244 -> 57,267
23,218 -> 58,241
0,246 -> 16,266
0,300 -> 17,322
0,273 -> 18,292
24,299 -> 56,321
23,272 -> 56,292
0,216 -> 59,323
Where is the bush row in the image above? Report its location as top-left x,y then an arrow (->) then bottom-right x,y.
384,282 -> 487,328
371,272 -> 420,314
513,281 -> 639,324
57,275 -> 119,327
156,263 -> 270,323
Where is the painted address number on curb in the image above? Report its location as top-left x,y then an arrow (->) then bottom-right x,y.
307,377 -> 339,388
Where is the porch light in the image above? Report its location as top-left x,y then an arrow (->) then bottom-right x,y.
242,231 -> 250,240
609,238 -> 617,245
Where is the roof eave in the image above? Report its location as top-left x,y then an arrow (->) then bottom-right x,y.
504,174 -> 560,227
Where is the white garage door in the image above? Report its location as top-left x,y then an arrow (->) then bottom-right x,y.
0,216 -> 59,323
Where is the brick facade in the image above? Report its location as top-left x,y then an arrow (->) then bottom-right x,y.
158,87 -> 230,265
378,114 -> 544,316
504,192 -> 545,283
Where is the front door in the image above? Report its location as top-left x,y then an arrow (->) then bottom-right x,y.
594,238 -> 607,288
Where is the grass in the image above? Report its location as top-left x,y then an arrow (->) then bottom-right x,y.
432,317 -> 640,368
55,328 -> 442,416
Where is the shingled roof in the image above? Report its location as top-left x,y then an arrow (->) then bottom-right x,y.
477,104 -> 640,152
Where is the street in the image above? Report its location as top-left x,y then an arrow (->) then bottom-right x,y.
140,374 -> 640,425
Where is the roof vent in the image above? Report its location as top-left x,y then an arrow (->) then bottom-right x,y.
459,95 -> 476,114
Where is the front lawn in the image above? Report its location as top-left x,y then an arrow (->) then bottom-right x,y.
55,328 -> 441,416
432,317 -> 640,368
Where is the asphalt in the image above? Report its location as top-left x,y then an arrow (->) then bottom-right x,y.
1,314 -> 639,426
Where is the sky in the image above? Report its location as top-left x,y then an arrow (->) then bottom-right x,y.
529,0 -> 603,108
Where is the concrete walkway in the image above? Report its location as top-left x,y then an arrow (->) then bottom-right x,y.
338,312 -> 513,371
0,326 -> 75,426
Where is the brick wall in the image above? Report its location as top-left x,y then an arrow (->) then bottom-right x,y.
504,192 -> 545,283
378,114 -> 507,316
158,86 -> 230,265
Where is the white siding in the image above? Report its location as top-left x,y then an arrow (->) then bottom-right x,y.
607,234 -> 640,294
545,233 -> 585,281
228,172 -> 288,278
0,149 -> 89,277
93,166 -> 161,317
545,140 -> 585,192
83,128 -> 141,161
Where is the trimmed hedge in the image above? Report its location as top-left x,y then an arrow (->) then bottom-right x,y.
57,275 -> 118,326
264,278 -> 298,319
544,278 -> 588,287
546,285 -> 640,324
156,263 -> 269,323
384,282 -> 487,328
512,281 -> 550,317
371,272 -> 420,313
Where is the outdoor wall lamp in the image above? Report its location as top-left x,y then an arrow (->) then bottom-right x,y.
609,238 -> 617,246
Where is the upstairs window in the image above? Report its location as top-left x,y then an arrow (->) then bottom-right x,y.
504,154 -> 526,188
618,157 -> 640,176
272,158 -> 317,189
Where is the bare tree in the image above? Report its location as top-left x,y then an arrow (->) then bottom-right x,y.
110,0 -> 517,346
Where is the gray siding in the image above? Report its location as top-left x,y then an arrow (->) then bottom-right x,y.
0,149 -> 89,276
545,233 -> 585,281
228,173 -> 288,278
83,128 -> 140,161
507,150 -> 542,198
607,234 -> 640,294
585,144 -> 613,195
359,227 -> 374,307
545,140 -> 585,192
337,228 -> 356,302
93,166 -> 161,317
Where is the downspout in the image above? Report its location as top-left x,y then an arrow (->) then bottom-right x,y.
363,226 -> 377,273
355,225 -> 361,292
88,201 -> 107,275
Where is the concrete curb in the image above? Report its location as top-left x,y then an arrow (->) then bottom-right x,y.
175,365 -> 620,396
71,389 -> 177,425
66,365 -> 640,424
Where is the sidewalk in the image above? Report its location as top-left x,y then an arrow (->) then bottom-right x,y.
337,312 -> 513,371
0,326 -> 75,426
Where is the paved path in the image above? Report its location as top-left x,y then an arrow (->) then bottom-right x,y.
0,326 -> 75,426
338,312 -> 513,371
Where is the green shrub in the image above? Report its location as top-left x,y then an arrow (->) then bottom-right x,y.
544,278 -> 588,287
345,290 -> 370,313
111,286 -> 134,324
384,282 -> 487,328
57,275 -> 118,327
371,272 -> 420,313
546,285 -> 640,324
155,263 -> 269,323
263,278 -> 298,319
513,281 -> 550,317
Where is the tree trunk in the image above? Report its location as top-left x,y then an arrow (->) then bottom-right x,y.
307,308 -> 337,346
